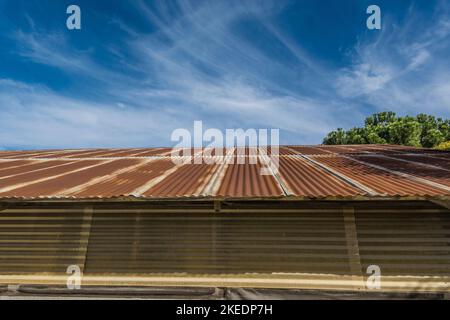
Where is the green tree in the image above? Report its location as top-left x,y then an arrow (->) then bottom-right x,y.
323,128 -> 346,145
323,112 -> 449,148
364,112 -> 396,142
387,117 -> 421,147
416,114 -> 441,147
421,128 -> 444,148
345,127 -> 366,144
438,119 -> 450,141
366,131 -> 387,144
364,111 -> 397,126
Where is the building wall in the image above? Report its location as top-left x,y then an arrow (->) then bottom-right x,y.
0,201 -> 449,292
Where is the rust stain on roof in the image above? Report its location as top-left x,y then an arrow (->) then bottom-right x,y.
0,159 -> 140,198
216,158 -> 284,198
0,160 -> 33,171
370,154 -> 450,171
352,155 -> 450,188
74,158 -> 175,198
0,160 -> 76,179
287,146 -> 334,155
143,162 -> 218,198
0,145 -> 449,200
278,157 -> 363,197
314,145 -> 370,154
312,155 -> 448,196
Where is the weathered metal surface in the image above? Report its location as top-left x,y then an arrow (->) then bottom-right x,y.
142,162 -> 217,198
216,158 -> 284,198
0,145 -> 449,199
0,203 -> 449,293
72,159 -> 176,198
287,146 -> 333,155
386,154 -> 450,171
352,155 -> 450,188
312,155 -> 448,196
278,157 -> 363,197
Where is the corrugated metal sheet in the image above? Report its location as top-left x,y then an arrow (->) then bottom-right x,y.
0,203 -> 449,292
278,156 -> 363,197
0,159 -> 141,198
72,159 -> 176,198
311,155 -> 448,196
216,159 -> 284,197
353,155 -> 450,187
0,160 -> 76,178
0,160 -> 33,172
356,210 -> 450,277
313,145 -> 369,154
143,162 -> 217,198
0,209 -> 88,274
387,154 -> 450,170
0,145 -> 449,200
285,146 -> 333,155
85,211 -> 352,275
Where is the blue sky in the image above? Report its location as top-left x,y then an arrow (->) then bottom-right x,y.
0,0 -> 449,149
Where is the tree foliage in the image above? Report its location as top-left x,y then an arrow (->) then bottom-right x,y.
323,112 -> 450,148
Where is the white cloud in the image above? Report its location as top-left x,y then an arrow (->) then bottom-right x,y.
3,0 -> 450,149
0,80 -> 184,148
334,4 -> 450,120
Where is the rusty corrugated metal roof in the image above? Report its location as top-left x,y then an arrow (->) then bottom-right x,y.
0,144 -> 449,200
278,156 -> 363,197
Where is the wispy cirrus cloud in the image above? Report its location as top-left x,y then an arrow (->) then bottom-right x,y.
335,2 -> 450,117
1,0 -> 449,149
0,79 -> 181,149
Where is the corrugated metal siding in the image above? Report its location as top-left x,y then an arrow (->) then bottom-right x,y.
0,204 -> 449,292
356,210 -> 450,276
84,211 -> 351,275
0,209 -> 88,274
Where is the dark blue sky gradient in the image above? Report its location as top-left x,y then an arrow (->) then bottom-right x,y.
0,0 -> 449,149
